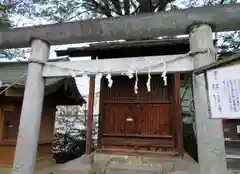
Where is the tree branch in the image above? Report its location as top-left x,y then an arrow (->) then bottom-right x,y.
66,10 -> 89,21
220,0 -> 225,4
137,0 -> 153,13
83,0 -> 113,17
124,0 -> 130,15
130,0 -> 138,11
109,0 -> 123,15
156,0 -> 173,11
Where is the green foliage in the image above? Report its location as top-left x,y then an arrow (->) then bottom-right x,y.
0,2 -> 12,58
183,123 -> 198,161
0,3 -> 10,29
1,0 -> 239,59
180,0 -> 240,52
219,31 -> 240,52
34,0 -> 240,52
35,0 -> 88,22
81,0 -> 177,17
0,48 -> 30,59
55,105 -> 99,147
0,1 -> 36,59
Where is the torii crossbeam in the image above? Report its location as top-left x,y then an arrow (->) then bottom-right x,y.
0,3 -> 240,49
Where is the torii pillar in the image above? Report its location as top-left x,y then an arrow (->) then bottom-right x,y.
12,39 -> 50,174
189,24 -> 228,174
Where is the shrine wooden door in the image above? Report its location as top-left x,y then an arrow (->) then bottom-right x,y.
98,74 -> 182,155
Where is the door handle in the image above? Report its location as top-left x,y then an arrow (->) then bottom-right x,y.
126,117 -> 133,122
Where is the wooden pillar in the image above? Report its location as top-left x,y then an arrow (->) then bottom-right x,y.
97,77 -> 104,149
0,108 -> 4,141
174,73 -> 184,157
86,76 -> 95,154
12,39 -> 50,174
189,24 -> 227,174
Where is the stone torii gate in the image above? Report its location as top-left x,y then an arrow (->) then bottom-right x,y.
0,3 -> 240,174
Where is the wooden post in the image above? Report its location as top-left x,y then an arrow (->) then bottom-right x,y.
189,24 -> 227,174
86,76 -> 95,154
0,108 -> 4,141
12,39 -> 50,174
174,73 -> 184,157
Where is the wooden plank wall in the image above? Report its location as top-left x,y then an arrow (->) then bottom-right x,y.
97,74 -> 182,155
0,96 -> 55,167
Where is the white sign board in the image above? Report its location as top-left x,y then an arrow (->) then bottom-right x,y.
237,125 -> 240,134
207,63 -> 240,119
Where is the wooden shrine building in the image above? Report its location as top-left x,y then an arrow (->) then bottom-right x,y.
56,38 -> 193,157
2,4 -> 240,174
0,58 -> 85,168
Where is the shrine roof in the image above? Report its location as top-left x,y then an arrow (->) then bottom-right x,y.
55,37 -> 191,58
0,57 -> 85,105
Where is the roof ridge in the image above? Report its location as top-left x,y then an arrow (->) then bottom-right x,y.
0,56 -> 70,64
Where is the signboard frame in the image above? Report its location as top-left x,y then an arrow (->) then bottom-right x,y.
195,53 -> 240,119
206,63 -> 240,119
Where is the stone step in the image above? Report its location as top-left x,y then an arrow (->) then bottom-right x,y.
53,153 -> 200,174
106,163 -> 163,174
54,154 -> 92,174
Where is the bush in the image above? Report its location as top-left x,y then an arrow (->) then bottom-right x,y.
53,132 -> 86,163
183,123 -> 198,162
